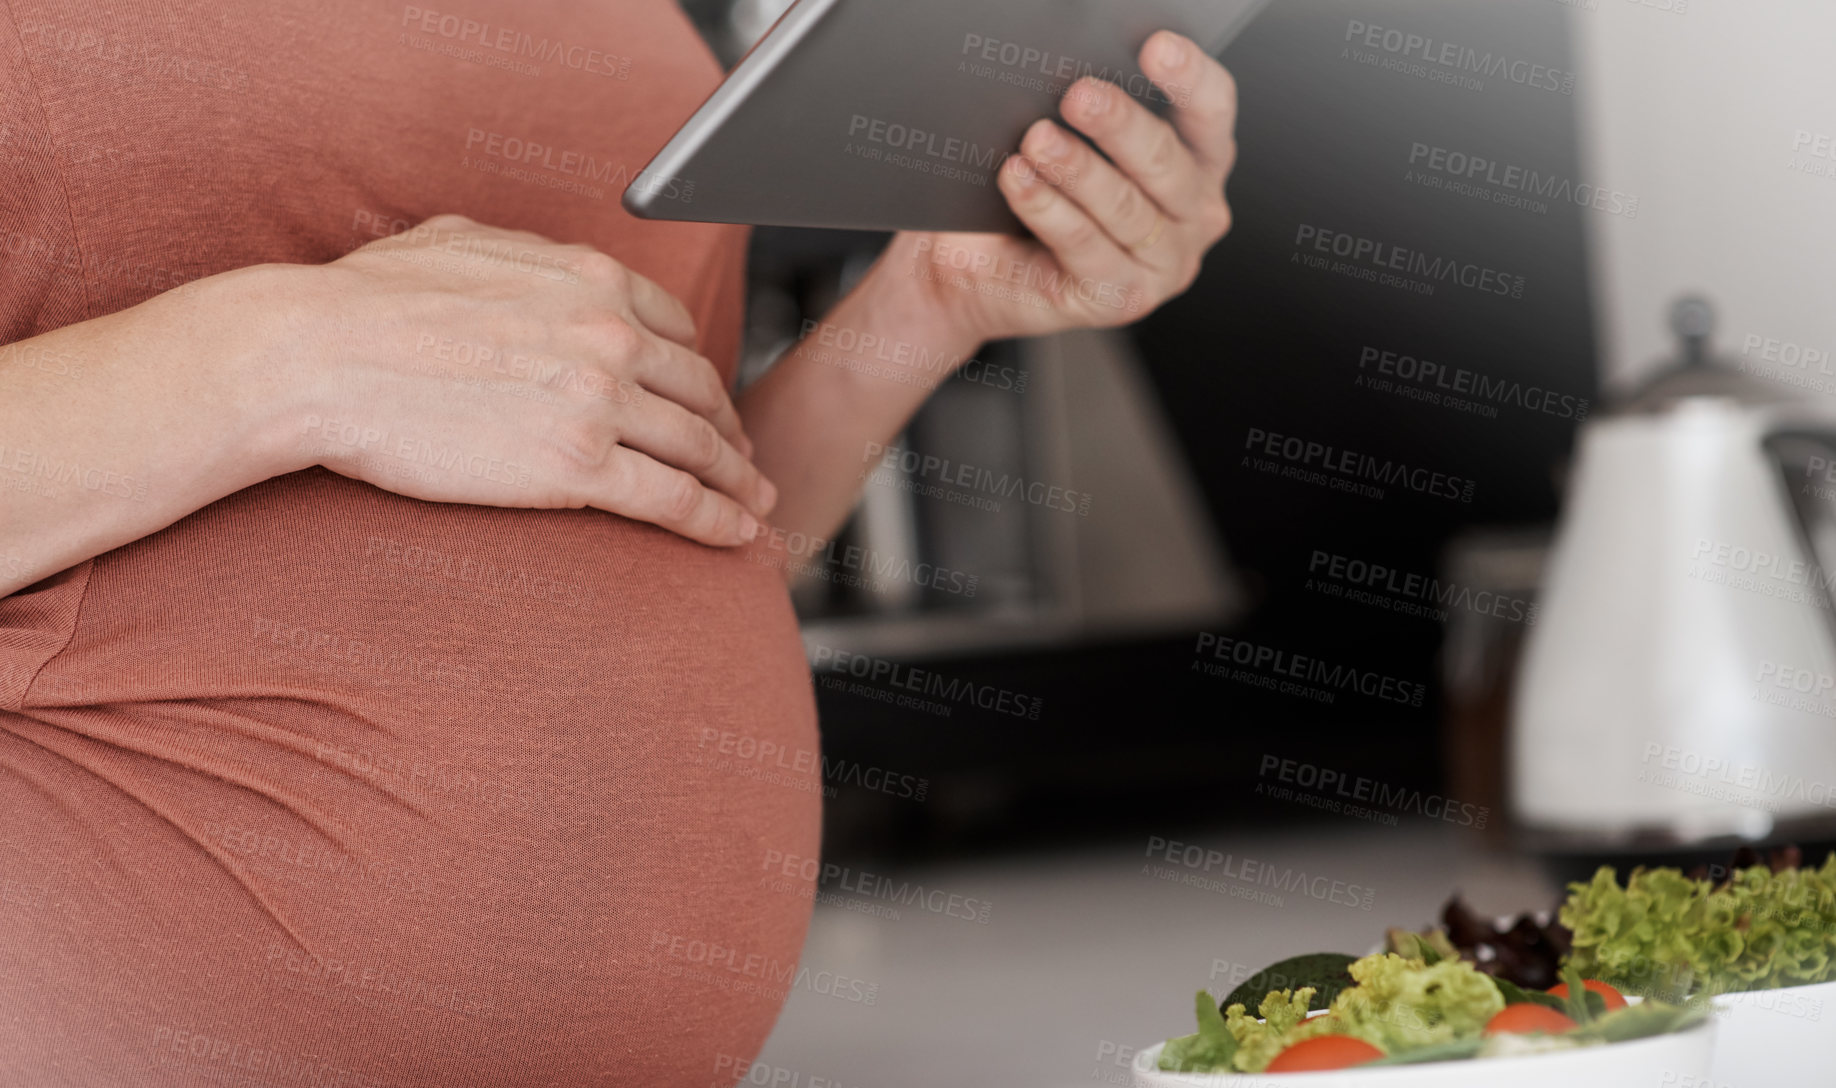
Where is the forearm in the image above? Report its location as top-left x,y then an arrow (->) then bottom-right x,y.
0,266 -> 308,596
738,243 -> 985,545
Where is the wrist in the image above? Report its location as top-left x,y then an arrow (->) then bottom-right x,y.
864,234 -> 976,335
183,262 -> 332,483
836,239 -> 989,371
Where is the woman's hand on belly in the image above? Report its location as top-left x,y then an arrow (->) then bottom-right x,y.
287,215 -> 777,546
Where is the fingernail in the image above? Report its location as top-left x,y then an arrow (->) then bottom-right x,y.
757,477 -> 779,513
739,513 -> 760,542
1154,33 -> 1190,71
1028,120 -> 1068,160
1076,80 -> 1113,117
1006,156 -> 1041,189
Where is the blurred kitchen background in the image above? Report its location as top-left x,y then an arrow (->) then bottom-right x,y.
671,0 -> 1836,1083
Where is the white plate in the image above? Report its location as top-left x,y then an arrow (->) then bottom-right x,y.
1706,978 -> 1836,1088
1129,1018 -> 1716,1088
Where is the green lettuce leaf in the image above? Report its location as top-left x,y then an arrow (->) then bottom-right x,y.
1359,1037 -> 1484,1066
1158,990 -> 1239,1073
1559,962 -> 1608,1024
1384,928 -> 1454,965
1560,857 -> 1836,998
1491,977 -> 1567,1011
1573,1000 -> 1709,1044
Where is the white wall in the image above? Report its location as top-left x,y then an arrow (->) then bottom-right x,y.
1570,0 -> 1836,390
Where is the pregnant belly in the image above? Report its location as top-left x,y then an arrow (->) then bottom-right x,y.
0,471 -> 821,1088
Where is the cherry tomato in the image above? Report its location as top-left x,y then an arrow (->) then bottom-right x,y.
1547,979 -> 1629,1010
1483,1004 -> 1579,1035
1265,1035 -> 1385,1072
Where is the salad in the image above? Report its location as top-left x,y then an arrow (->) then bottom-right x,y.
1382,845 -> 1836,1000
1160,949 -> 1702,1074
1161,844 -> 1834,1074
1562,847 -> 1836,999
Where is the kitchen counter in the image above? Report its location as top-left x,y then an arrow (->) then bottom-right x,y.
753,823 -> 1562,1087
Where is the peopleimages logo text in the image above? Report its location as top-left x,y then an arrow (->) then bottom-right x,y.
1245,427 -> 1477,503
848,115 -> 1006,171
1309,550 -> 1537,625
1408,143 -> 1637,218
1344,20 -> 1576,95
811,645 -> 1044,720
959,33 -> 1185,107
763,851 -> 993,923
1194,633 -> 1427,707
1144,836 -> 1377,911
1641,743 -> 1836,811
1693,538 -> 1836,596
401,7 -> 632,77
1258,755 -> 1489,829
862,442 -> 1092,516
1295,225 -> 1527,299
1358,345 -> 1589,421
465,128 -> 651,187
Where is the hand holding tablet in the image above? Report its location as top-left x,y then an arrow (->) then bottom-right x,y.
885,29 -> 1242,347
625,0 -> 1270,233
701,7 -> 1254,574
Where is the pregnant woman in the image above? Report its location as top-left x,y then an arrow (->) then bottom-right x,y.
0,1 -> 1239,1084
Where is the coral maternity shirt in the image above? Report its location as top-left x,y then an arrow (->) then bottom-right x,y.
0,1 -> 821,1085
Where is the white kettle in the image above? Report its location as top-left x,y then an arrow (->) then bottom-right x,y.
1511,300 -> 1836,850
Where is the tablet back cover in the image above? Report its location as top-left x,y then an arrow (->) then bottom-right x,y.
627,0 -> 1273,232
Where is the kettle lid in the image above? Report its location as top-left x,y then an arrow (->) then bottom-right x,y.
1614,296 -> 1800,415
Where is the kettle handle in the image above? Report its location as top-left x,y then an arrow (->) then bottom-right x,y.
1761,428 -> 1836,612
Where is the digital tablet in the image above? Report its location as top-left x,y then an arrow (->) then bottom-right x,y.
624,0 -> 1274,232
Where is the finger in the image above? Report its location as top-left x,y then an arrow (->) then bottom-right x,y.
996,155 -> 1145,317
595,446 -> 762,548
402,214 -> 559,255
567,246 -> 701,349
616,394 -> 777,518
1020,119 -> 1174,270
1140,33 -> 1239,179
1060,76 -> 1204,220
629,333 -> 753,458
623,268 -> 700,350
